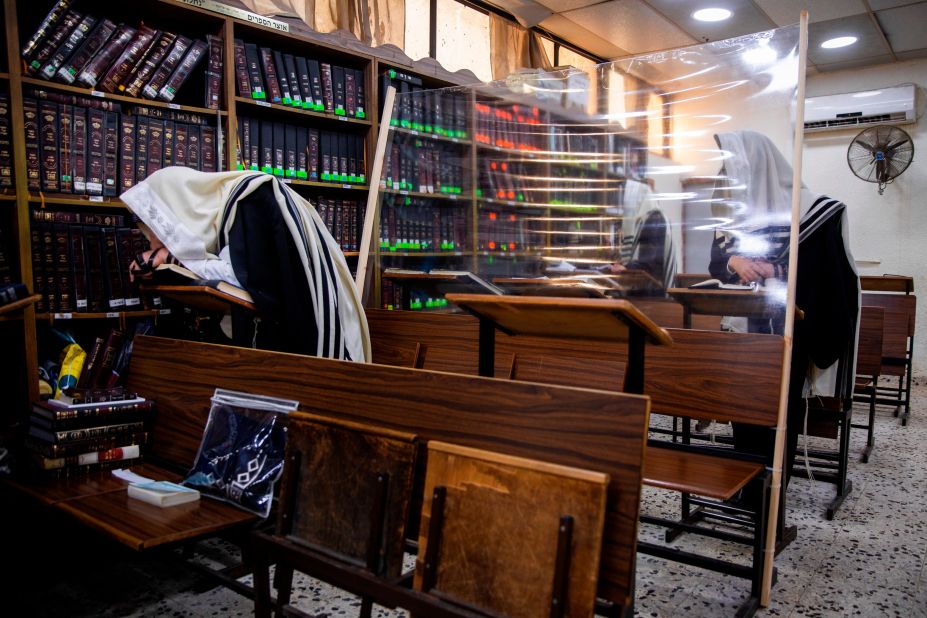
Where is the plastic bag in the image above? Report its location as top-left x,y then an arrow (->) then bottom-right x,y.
183,389 -> 298,517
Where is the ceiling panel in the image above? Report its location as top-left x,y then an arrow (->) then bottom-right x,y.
877,3 -> 927,51
814,53 -> 895,72
807,13 -> 888,65
753,0 -> 866,26
868,0 -> 925,9
538,13 -> 629,59
646,0 -> 776,41
534,0 -> 608,11
566,0 -> 696,54
896,48 -> 927,61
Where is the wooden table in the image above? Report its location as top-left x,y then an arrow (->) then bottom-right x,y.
667,288 -> 787,329
445,294 -> 673,394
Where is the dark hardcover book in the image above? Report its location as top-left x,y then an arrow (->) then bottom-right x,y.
285,124 -> 297,178
59,385 -> 132,404
347,137 -> 357,183
39,101 -> 60,193
455,94 -> 468,137
162,121 -> 175,168
82,227 -> 106,311
134,116 -> 148,182
320,131 -> 331,181
186,124 -> 200,171
86,109 -> 105,195
116,228 -> 139,307
25,431 -> 147,458
320,63 -> 335,113
30,213 -> 46,311
24,99 -> 42,191
77,335 -> 105,388
308,129 -> 320,181
242,120 -> 256,172
410,86 -> 423,131
159,39 -> 208,102
260,120 -> 273,174
259,48 -> 282,104
68,226 -> 88,311
244,43 -> 265,99
296,126 -> 308,179
200,127 -> 217,172
41,216 -> 57,311
101,229 -> 125,309
53,223 -> 73,312
156,39 -> 207,103
204,34 -> 223,110
58,105 -> 74,193
141,35 -> 191,99
98,26 -> 158,93
0,94 -> 11,188
103,111 -> 119,197
122,31 -> 176,97
338,133 -> 348,182
119,115 -> 136,191
356,135 -> 366,183
233,39 -> 251,97
273,50 -> 292,105
422,91 -> 433,132
22,0 -> 74,61
432,90 -> 444,134
237,117 -> 250,170
398,81 -> 411,128
307,60 -> 324,111
146,119 -> 164,176
28,420 -> 145,445
295,56 -> 313,109
26,10 -> 81,76
39,13 -> 96,81
78,24 -> 136,88
273,122 -> 285,177
174,124 -> 188,168
345,69 -> 356,118
71,107 -> 87,193
56,19 -> 117,85
354,69 -> 366,119
283,54 -> 301,108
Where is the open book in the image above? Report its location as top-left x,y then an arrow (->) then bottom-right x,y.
143,263 -> 255,311
688,278 -> 758,291
382,268 -> 504,296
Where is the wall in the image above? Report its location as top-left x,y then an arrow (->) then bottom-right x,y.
802,58 -> 927,374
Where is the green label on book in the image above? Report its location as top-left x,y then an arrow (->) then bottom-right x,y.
296,171 -> 308,179
261,165 -> 272,173
250,164 -> 259,171
237,164 -> 245,170
314,103 -> 324,111
356,110 -> 366,119
348,174 -> 356,183
286,169 -> 296,177
334,107 -> 345,116
252,90 -> 266,99
390,119 -> 399,126
273,167 -> 284,176
388,69 -> 396,78
283,97 -> 292,105
321,172 -> 330,181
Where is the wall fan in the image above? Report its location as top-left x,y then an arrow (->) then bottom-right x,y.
847,125 -> 914,195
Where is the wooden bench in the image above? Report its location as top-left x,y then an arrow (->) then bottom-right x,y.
860,292 -> 916,425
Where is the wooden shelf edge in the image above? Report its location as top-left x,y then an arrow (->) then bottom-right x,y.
235,96 -> 370,126
381,188 -> 466,202
35,309 -> 162,321
0,192 -> 17,201
21,76 -> 226,117
284,179 -> 369,191
0,294 -> 41,316
391,125 -> 472,146
0,71 -> 9,80
28,193 -> 127,208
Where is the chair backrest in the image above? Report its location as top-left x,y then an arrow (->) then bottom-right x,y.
856,306 -> 885,378
861,293 -> 916,375
276,414 -> 418,578
415,441 -> 608,618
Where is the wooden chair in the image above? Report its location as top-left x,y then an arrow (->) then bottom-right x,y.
251,415 -> 419,618
415,441 -> 609,618
852,306 -> 885,463
860,293 -> 916,425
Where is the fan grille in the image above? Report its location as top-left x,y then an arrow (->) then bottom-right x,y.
847,125 -> 914,193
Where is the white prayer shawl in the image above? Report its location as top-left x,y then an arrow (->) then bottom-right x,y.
122,167 -> 371,363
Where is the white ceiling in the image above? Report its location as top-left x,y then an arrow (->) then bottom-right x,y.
486,0 -> 927,72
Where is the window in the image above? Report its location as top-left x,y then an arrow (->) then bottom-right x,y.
647,92 -> 666,155
557,45 -> 596,71
608,69 -> 627,124
435,0 -> 492,82
539,36 -> 555,66
404,0 -> 431,61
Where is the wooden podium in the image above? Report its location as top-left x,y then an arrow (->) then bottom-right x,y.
667,288 -> 787,329
445,294 -> 673,394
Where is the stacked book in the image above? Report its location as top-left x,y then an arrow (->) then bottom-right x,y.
26,389 -> 151,474
234,39 -> 365,119
25,88 -> 219,197
22,0 -> 222,108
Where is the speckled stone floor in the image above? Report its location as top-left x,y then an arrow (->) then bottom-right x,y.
5,379 -> 926,617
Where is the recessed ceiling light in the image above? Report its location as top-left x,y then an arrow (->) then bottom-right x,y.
821,36 -> 857,49
692,8 -> 732,22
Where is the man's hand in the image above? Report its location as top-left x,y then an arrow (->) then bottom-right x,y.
728,256 -> 774,284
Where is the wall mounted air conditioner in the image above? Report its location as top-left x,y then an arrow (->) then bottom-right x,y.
803,84 -> 915,132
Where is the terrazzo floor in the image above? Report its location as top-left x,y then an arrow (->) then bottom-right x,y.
4,379 -> 926,617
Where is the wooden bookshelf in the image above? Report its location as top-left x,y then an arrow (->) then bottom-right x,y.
0,192 -> 16,201
0,71 -> 9,80
0,294 -> 41,317
35,309 -> 164,323
285,179 -> 369,191
21,76 -> 227,117
382,188 -> 465,201
382,251 -> 473,257
392,125 -> 472,145
235,96 -> 371,126
28,193 -> 128,208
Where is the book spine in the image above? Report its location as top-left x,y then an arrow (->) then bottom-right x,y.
320,132 -> 331,181
141,36 -> 191,99
162,121 -> 175,167
119,115 -> 136,191
307,60 -> 323,111
82,227 -> 106,312
133,116 -> 148,182
26,432 -> 146,458
53,223 -> 73,312
259,48 -> 282,104
233,39 -> 251,97
77,24 -> 136,88
22,0 -> 73,61
296,125 -> 307,179
24,99 -> 41,191
283,54 -> 301,108
174,123 -> 188,168
36,444 -> 141,469
204,34 -> 223,110
272,122 -> 285,177
30,212 -> 46,312
56,19 -> 116,84
25,10 -> 80,76
332,66 -> 345,116
338,133 -> 348,183
41,215 -> 57,311
320,63 -> 334,113
146,119 -> 164,176
345,69 -> 356,118
35,400 -> 152,425
273,50 -> 292,105
354,69 -> 366,119
285,123 -> 296,178
0,94 -> 11,188
116,227 -> 139,308
68,226 -> 88,311
200,127 -> 217,172
71,107 -> 87,193
58,105 -> 74,193
86,109 -> 105,196
39,101 -> 60,193
159,39 -> 208,102
122,32 -> 176,97
186,124 -> 200,171
101,228 -> 125,309
294,56 -> 313,109
356,135 -> 366,184
98,26 -> 158,93
39,13 -> 96,81
103,111 -> 119,197
244,43 -> 265,99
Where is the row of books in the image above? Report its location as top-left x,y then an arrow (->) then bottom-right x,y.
24,91 -> 219,196
31,209 -> 148,314
316,197 -> 361,253
0,92 -> 11,189
383,140 -> 468,195
478,158 -> 616,207
26,391 -> 151,473
23,1 -> 221,108
382,69 -> 469,139
477,209 -> 545,253
234,40 -> 365,118
380,278 -> 452,312
236,116 -> 366,185
379,198 -> 469,253
474,101 -> 543,151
